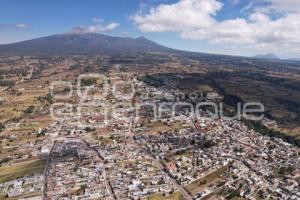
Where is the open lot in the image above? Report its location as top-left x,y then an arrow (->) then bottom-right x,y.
184,163 -> 231,196
148,192 -> 183,200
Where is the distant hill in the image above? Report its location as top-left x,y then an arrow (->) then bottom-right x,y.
253,53 -> 280,60
289,58 -> 300,61
0,33 -> 174,55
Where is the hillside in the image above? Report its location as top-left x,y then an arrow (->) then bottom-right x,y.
253,53 -> 280,60
0,33 -> 173,55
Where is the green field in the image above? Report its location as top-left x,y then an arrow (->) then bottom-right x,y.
0,159 -> 46,183
184,163 -> 231,195
148,192 -> 184,200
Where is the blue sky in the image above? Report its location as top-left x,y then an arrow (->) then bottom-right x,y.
1,0 -> 300,58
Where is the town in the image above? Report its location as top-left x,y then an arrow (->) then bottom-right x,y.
0,55 -> 299,200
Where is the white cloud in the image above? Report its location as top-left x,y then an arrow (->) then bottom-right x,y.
87,22 -> 119,33
132,0 -> 300,55
132,0 -> 222,32
68,22 -> 119,34
15,24 -> 29,29
93,17 -> 103,23
0,23 -> 29,29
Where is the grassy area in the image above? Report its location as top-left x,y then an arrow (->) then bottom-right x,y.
0,88 -> 48,122
169,122 -> 190,130
0,195 -> 6,200
146,121 -> 172,133
148,192 -> 184,200
184,163 -> 231,195
274,127 -> 300,140
0,159 -> 46,183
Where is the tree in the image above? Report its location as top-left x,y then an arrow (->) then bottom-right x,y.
24,105 -> 35,114
178,194 -> 185,200
84,126 -> 95,132
0,123 -> 4,132
0,157 -> 12,165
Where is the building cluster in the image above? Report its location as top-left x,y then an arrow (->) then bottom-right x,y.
45,138 -> 110,200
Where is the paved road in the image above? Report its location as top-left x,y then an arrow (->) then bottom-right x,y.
42,141 -> 56,200
81,138 -> 116,200
150,154 -> 193,200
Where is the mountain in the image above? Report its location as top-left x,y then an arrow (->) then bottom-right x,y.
0,33 -> 173,55
253,53 -> 280,60
288,58 -> 300,61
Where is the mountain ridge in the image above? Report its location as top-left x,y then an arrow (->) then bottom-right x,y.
253,53 -> 280,60
0,33 -> 174,55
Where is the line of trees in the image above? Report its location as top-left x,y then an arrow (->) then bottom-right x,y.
244,120 -> 300,147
